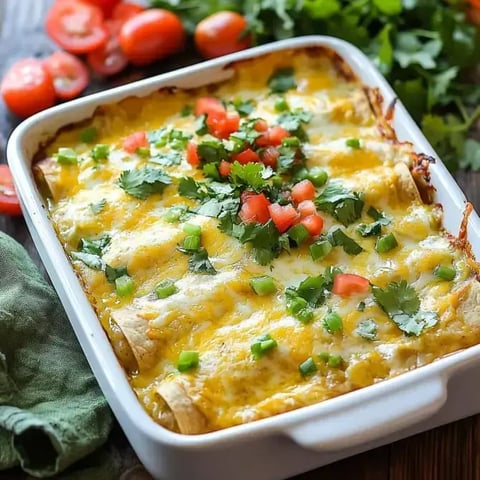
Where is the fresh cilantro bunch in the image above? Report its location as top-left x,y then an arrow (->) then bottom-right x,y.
152,0 -> 480,171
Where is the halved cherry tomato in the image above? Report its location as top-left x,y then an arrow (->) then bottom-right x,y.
1,59 -> 56,117
207,112 -> 240,139
119,9 -> 185,66
300,214 -> 323,236
43,51 -> 89,100
123,131 -> 148,153
195,97 -> 225,118
219,160 -> 231,177
87,20 -> 128,76
194,11 -> 251,59
268,203 -> 298,233
112,2 -> 145,24
261,147 -> 279,168
256,126 -> 290,147
46,0 -> 108,55
83,0 -> 121,17
254,119 -> 268,132
332,274 -> 370,297
291,179 -> 316,204
232,148 -> 259,165
239,193 -> 271,224
0,165 -> 22,216
186,141 -> 199,167
297,200 -> 317,218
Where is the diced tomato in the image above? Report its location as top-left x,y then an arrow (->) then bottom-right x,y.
123,131 -> 148,153
111,2 -> 145,24
300,214 -> 323,236
297,200 -> 317,218
186,141 -> 199,167
207,112 -> 240,139
256,125 -> 290,147
239,193 -> 271,224
332,274 -> 370,297
219,160 -> 231,177
232,148 -> 260,165
261,146 -> 279,168
291,179 -> 316,204
45,0 -> 108,55
0,165 -> 22,216
195,97 -> 226,118
268,203 -> 298,233
254,119 -> 268,132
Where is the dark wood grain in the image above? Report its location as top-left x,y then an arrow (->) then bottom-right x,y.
2,1 -> 480,479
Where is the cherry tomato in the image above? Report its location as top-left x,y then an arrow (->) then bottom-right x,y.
261,147 -> 279,168
194,11 -> 251,59
1,59 -> 56,118
232,148 -> 260,165
0,165 -> 22,216
43,51 -> 89,100
123,131 -> 148,153
119,9 -> 185,66
186,141 -> 200,167
82,0 -> 121,17
219,160 -> 231,177
268,203 -> 298,233
87,20 -> 128,76
332,274 -> 370,296
300,214 -> 323,236
46,0 -> 108,55
111,2 -> 145,24
239,193 -> 271,224
291,179 -> 316,204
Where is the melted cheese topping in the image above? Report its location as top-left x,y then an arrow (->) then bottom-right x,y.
36,49 -> 480,434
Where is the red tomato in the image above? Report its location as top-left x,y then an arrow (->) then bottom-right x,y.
195,97 -> 225,118
45,0 -> 108,55
219,160 -> 231,177
186,142 -> 199,167
260,147 -> 279,168
87,20 -> 128,76
111,2 -> 145,24
469,0 -> 480,8
239,193 -> 271,224
82,0 -> 121,17
194,11 -> 251,59
300,214 -> 323,236
123,131 -> 148,153
1,59 -> 56,118
332,274 -> 370,297
232,148 -> 259,165
207,112 -> 240,139
268,203 -> 298,233
291,179 -> 316,204
254,119 -> 268,132
256,126 -> 290,147
297,200 -> 317,218
0,165 -> 22,216
119,9 -> 185,66
43,51 -> 89,100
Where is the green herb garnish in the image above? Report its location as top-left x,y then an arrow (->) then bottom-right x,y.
251,333 -> 278,360
117,166 -> 171,199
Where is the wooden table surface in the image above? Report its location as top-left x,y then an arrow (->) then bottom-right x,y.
1,1 -> 480,479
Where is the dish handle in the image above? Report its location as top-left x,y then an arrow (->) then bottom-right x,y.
284,374 -> 447,451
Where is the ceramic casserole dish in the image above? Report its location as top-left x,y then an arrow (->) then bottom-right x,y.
7,36 -> 480,480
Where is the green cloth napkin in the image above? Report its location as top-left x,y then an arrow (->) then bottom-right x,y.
0,231 -> 113,477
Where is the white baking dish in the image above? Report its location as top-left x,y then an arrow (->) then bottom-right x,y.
7,36 -> 480,479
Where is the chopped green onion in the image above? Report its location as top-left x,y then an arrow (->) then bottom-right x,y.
299,357 -> 317,377
136,147 -> 150,158
182,223 -> 202,236
250,276 -> 276,296
80,126 -> 98,143
346,138 -> 361,149
327,354 -> 343,368
286,295 -> 314,323
155,279 -> 177,299
281,136 -> 301,148
309,239 -> 333,261
91,144 -> 109,161
177,351 -> 199,372
251,333 -> 278,360
288,224 -> 309,245
318,352 -> 330,362
434,265 -> 456,281
274,97 -> 289,112
115,275 -> 134,297
164,206 -> 187,223
56,147 -> 78,165
182,235 -> 201,252
375,232 -> 398,253
322,310 -> 343,333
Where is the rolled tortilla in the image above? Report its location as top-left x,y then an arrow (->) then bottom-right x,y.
156,381 -> 208,434
110,307 -> 159,373
394,162 -> 422,204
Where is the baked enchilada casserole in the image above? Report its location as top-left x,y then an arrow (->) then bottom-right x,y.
34,47 -> 480,435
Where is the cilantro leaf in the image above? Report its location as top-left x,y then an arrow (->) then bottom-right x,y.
355,319 -> 377,340
71,252 -> 103,270
197,139 -> 228,163
230,161 -> 268,190
277,109 -> 312,141
316,183 -> 364,226
373,0 -> 401,15
105,265 -> 128,283
329,228 -> 363,255
232,99 -> 255,117
391,311 -> 438,337
90,199 -> 106,214
147,128 -> 191,150
78,235 -> 111,256
268,67 -> 296,93
187,248 -> 217,275
118,166 -> 172,199
372,280 -> 419,316
357,207 -> 392,237
150,152 -> 182,166
394,31 -> 442,70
